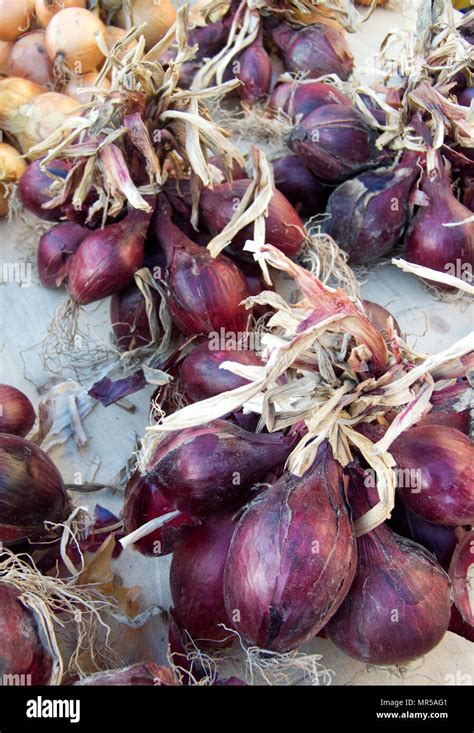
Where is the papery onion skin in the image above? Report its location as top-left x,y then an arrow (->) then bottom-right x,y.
0,434 -> 68,545
289,104 -> 386,183
170,515 -> 236,648
110,281 -> 161,352
272,155 -> 331,217
67,208 -> 149,305
123,472 -> 200,557
0,385 -> 35,437
272,23 -> 353,81
0,584 -> 53,684
37,221 -> 88,288
145,419 -> 294,517
237,31 -> 272,105
0,0 -> 34,42
45,8 -> 105,73
18,157 -> 70,220
199,179 -> 306,258
224,444 -> 357,653
74,663 -> 178,686
181,341 -> 262,402
391,425 -> 474,527
0,142 -> 26,217
8,31 -> 53,86
362,299 -> 402,339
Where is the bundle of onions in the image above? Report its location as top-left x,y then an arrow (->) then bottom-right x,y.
0,384 -> 35,436
35,0 -> 86,28
0,142 -> 26,217
45,8 -> 105,74
8,31 -> 54,87
0,0 -> 34,42
0,434 -> 69,546
326,469 -> 451,666
114,0 -> 177,50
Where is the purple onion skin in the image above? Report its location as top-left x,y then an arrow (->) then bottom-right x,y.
18,158 -> 70,221
461,173 -> 474,211
123,472 -> 200,557
37,222 -> 88,288
237,32 -> 272,104
272,155 -> 331,217
170,515 -> 236,648
199,179 -> 305,258
208,155 -> 247,181
362,300 -> 402,338
145,419 -> 294,517
224,444 -> 357,653
67,208 -> 149,305
326,520 -> 451,666
273,24 -> 353,81
0,585 -> 53,685
390,425 -> 474,526
270,81 -> 351,119
110,282 -> 161,352
458,87 -> 474,107
289,104 -> 387,183
0,434 -> 68,546
74,663 -> 177,686
405,511 -> 457,572
181,341 -> 261,402
324,156 -> 419,264
405,157 -> 474,276
0,385 -> 35,437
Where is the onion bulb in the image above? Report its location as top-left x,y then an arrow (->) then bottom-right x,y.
0,384 -> 35,436
3,91 -> 79,155
45,7 -> 105,74
8,31 -> 54,87
0,142 -> 27,217
0,0 -> 35,42
64,72 -> 111,103
0,77 -> 45,131
35,0 -> 86,28
114,0 -> 176,50
0,41 -> 12,75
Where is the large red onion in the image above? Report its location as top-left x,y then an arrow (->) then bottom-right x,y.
405,153 -> 474,277
170,514 -> 236,648
18,158 -> 70,221
390,425 -> 474,526
272,155 -> 331,217
237,29 -> 272,104
199,179 -> 305,258
37,222 -> 88,288
110,281 -> 161,352
289,104 -> 387,183
0,584 -> 53,685
123,472 -> 200,557
326,471 -> 452,666
68,207 -> 150,305
180,341 -> 262,402
153,195 -> 250,336
0,384 -> 35,437
323,153 -> 420,264
270,81 -> 351,119
145,419 -> 294,517
0,434 -> 68,545
224,444 -> 356,653
272,23 -> 353,81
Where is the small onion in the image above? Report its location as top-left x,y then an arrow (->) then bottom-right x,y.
0,142 -> 27,217
18,157 -> 70,220
0,384 -> 35,436
270,81 -> 351,119
35,0 -> 86,28
271,23 -> 353,81
114,0 -> 177,51
0,0 -> 35,42
272,154 -> 331,217
45,8 -> 105,74
0,434 -> 68,546
8,31 -> 54,86
237,29 -> 272,105
64,71 -> 111,104
37,221 -> 88,288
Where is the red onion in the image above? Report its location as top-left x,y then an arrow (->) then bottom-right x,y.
180,341 -> 261,402
170,514 -> 236,648
0,434 -> 68,545
272,23 -> 353,81
224,444 -> 356,653
123,472 -> 200,557
0,584 -> 53,685
461,173 -> 474,211
110,281 -> 161,352
405,511 -> 457,572
458,87 -> 474,107
145,419 -> 294,517
270,81 -> 351,119
74,663 -> 178,685
289,104 -> 387,183
390,425 -> 474,526
153,195 -> 250,336
237,28 -> 272,104
405,153 -> 474,277
323,153 -> 420,264
18,158 -> 70,221
415,383 -> 471,435
199,179 -> 305,258
326,470 -> 451,666
68,207 -> 150,305
209,155 -> 247,181
0,384 -> 35,437
272,154 -> 331,217
37,222 -> 88,288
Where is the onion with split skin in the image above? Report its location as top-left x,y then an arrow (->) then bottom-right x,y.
0,0 -> 35,43
45,7 -> 105,74
0,142 -> 27,217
